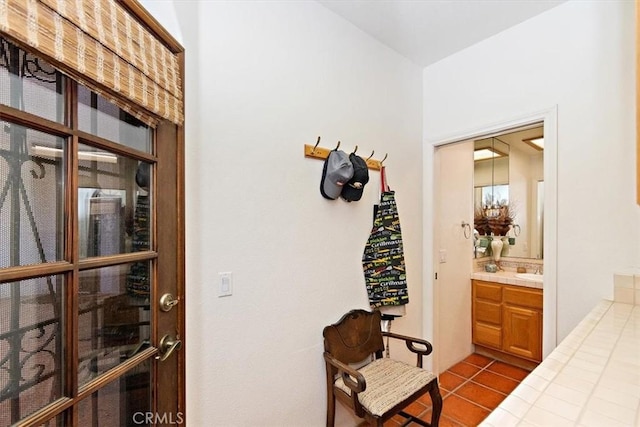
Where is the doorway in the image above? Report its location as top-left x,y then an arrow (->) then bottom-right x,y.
428,109 -> 558,373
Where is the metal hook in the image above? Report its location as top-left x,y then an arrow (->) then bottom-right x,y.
312,136 -> 321,153
335,141 -> 341,150
366,150 -> 375,161
461,221 -> 472,239
380,153 -> 388,165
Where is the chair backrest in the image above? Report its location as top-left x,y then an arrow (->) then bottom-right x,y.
323,309 -> 385,364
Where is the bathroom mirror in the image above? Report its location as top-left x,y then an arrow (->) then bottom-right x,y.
474,125 -> 544,259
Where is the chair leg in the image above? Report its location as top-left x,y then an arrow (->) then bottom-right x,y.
326,390 -> 335,427
429,380 -> 443,427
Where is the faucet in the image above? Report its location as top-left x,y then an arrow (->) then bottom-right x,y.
535,266 -> 543,275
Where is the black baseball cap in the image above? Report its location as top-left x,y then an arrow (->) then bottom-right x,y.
341,154 -> 369,202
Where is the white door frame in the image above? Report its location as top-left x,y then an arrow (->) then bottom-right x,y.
423,106 -> 558,371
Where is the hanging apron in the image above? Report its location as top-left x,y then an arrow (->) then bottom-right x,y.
362,166 -> 409,310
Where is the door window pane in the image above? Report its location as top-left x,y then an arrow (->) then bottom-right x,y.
78,144 -> 151,259
0,122 -> 65,268
78,86 -> 152,153
78,359 -> 151,426
0,37 -> 66,124
0,275 -> 64,425
78,263 -> 151,386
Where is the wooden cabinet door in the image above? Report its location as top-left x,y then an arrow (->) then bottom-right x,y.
503,305 -> 542,361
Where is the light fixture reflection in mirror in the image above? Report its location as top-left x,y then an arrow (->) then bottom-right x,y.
524,137 -> 544,150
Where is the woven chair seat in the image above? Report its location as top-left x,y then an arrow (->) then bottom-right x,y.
335,358 -> 437,417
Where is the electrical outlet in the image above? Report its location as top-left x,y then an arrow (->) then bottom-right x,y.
218,272 -> 233,297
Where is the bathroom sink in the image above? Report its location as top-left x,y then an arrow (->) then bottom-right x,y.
515,273 -> 544,283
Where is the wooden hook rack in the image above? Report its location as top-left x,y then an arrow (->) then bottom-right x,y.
304,137 -> 386,171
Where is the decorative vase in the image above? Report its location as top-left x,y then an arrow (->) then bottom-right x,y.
501,236 -> 510,257
491,237 -> 504,262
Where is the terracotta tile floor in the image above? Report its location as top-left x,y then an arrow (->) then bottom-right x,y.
384,353 -> 533,427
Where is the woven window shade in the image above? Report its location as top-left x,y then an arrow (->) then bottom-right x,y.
0,0 -> 184,126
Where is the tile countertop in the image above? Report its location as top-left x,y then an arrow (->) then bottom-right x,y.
471,270 -> 543,290
480,300 -> 640,427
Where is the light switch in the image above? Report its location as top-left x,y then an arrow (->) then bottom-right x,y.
218,272 -> 233,297
439,249 -> 447,263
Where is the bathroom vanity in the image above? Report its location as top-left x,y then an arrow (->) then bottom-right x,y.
472,273 -> 543,368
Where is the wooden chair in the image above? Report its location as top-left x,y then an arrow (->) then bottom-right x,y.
323,309 -> 442,427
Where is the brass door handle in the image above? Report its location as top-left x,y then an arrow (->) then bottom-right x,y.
156,335 -> 182,361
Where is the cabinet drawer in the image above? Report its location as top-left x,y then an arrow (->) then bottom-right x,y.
504,286 -> 543,310
475,300 -> 501,325
473,323 -> 502,349
474,281 -> 502,302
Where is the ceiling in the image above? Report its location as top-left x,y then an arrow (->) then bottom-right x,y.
317,0 -> 567,67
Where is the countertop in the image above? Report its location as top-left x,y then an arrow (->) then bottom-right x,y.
471,270 -> 543,290
480,300 -> 640,426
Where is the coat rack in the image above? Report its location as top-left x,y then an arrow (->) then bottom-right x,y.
304,137 -> 387,171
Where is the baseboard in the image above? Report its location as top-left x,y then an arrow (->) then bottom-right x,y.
473,345 -> 539,371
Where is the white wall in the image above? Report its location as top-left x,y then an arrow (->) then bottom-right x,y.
143,1 -> 423,426
424,0 -> 638,343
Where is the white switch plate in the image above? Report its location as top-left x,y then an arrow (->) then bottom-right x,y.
218,272 -> 233,297
439,249 -> 447,263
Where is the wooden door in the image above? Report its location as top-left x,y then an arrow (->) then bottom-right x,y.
434,140 -> 475,372
502,305 -> 541,361
0,36 -> 185,426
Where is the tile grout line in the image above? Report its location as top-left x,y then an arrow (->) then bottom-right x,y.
443,360 -> 493,395
389,355 -> 531,426
420,361 -> 494,426
411,406 -> 465,427
444,358 -> 530,418
570,304 -> 634,426
445,359 -> 532,422
447,359 -> 524,396
499,302 -> 622,425
508,301 -> 615,423
456,361 -> 508,412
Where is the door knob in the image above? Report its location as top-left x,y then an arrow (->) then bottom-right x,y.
156,335 -> 182,361
159,293 -> 179,312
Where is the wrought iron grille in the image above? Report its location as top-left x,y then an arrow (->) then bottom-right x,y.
0,37 -> 65,424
